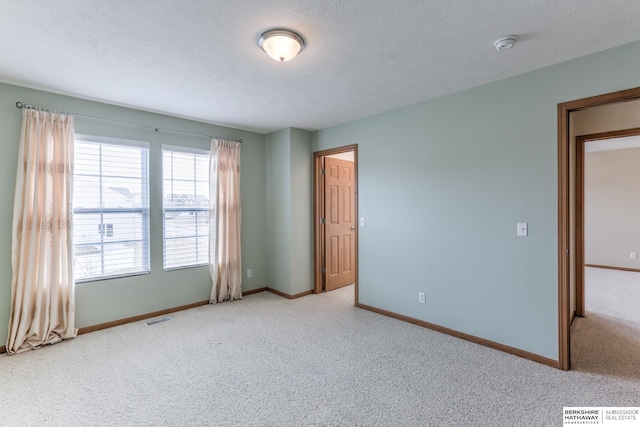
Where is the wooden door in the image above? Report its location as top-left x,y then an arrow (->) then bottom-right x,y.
324,157 -> 355,291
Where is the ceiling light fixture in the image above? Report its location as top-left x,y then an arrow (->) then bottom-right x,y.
259,29 -> 306,62
493,35 -> 518,52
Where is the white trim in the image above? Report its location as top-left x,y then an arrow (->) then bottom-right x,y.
75,133 -> 150,149
162,144 -> 210,156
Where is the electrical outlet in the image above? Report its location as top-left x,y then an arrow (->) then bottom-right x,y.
631,252 -> 637,260
247,269 -> 252,278
418,292 -> 426,304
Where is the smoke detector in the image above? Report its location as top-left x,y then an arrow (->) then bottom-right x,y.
494,35 -> 518,51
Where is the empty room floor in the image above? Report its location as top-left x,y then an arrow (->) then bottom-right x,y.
0,277 -> 638,426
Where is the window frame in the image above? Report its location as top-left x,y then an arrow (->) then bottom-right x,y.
74,134 -> 151,283
161,144 -> 211,271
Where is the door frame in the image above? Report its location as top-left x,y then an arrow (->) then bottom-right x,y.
576,127 -> 640,318
558,86 -> 640,370
313,144 -> 358,303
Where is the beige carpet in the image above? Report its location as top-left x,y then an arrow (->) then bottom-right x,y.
0,275 -> 638,427
571,267 -> 640,380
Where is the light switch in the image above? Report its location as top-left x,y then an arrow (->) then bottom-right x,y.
360,218 -> 366,227
517,222 -> 528,237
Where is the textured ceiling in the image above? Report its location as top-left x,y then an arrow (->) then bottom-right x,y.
1,1 -> 640,133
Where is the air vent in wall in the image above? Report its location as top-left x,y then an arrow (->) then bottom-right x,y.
144,316 -> 173,326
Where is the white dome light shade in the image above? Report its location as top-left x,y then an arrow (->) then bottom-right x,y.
259,29 -> 306,62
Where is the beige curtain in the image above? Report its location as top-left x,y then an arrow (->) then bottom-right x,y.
7,109 -> 77,354
209,138 -> 242,303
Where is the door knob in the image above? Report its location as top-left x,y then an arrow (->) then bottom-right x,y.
351,227 -> 355,231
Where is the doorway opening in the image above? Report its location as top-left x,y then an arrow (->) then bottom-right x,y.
313,144 -> 358,305
558,86 -> 640,370
572,129 -> 640,375
576,128 -> 640,317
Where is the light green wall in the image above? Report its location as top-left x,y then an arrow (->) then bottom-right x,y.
312,40 -> 640,361
289,128 -> 313,295
0,82 -> 267,345
6,40 -> 640,360
265,129 -> 292,293
265,128 -> 313,295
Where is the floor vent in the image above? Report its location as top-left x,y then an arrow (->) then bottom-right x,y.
144,316 -> 173,326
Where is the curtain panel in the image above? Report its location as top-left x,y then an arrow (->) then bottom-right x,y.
7,109 -> 77,354
209,138 -> 242,303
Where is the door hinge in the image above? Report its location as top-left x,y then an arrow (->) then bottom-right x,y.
322,266 -> 326,274
320,217 -> 325,225
321,168 -> 326,175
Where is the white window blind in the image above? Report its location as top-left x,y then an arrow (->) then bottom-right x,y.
74,136 -> 150,282
162,146 -> 210,269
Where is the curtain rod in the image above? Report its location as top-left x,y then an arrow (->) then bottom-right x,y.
15,101 -> 243,143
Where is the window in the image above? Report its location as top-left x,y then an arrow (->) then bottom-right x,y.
74,136 -> 150,282
162,146 -> 210,269
98,223 -> 114,237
